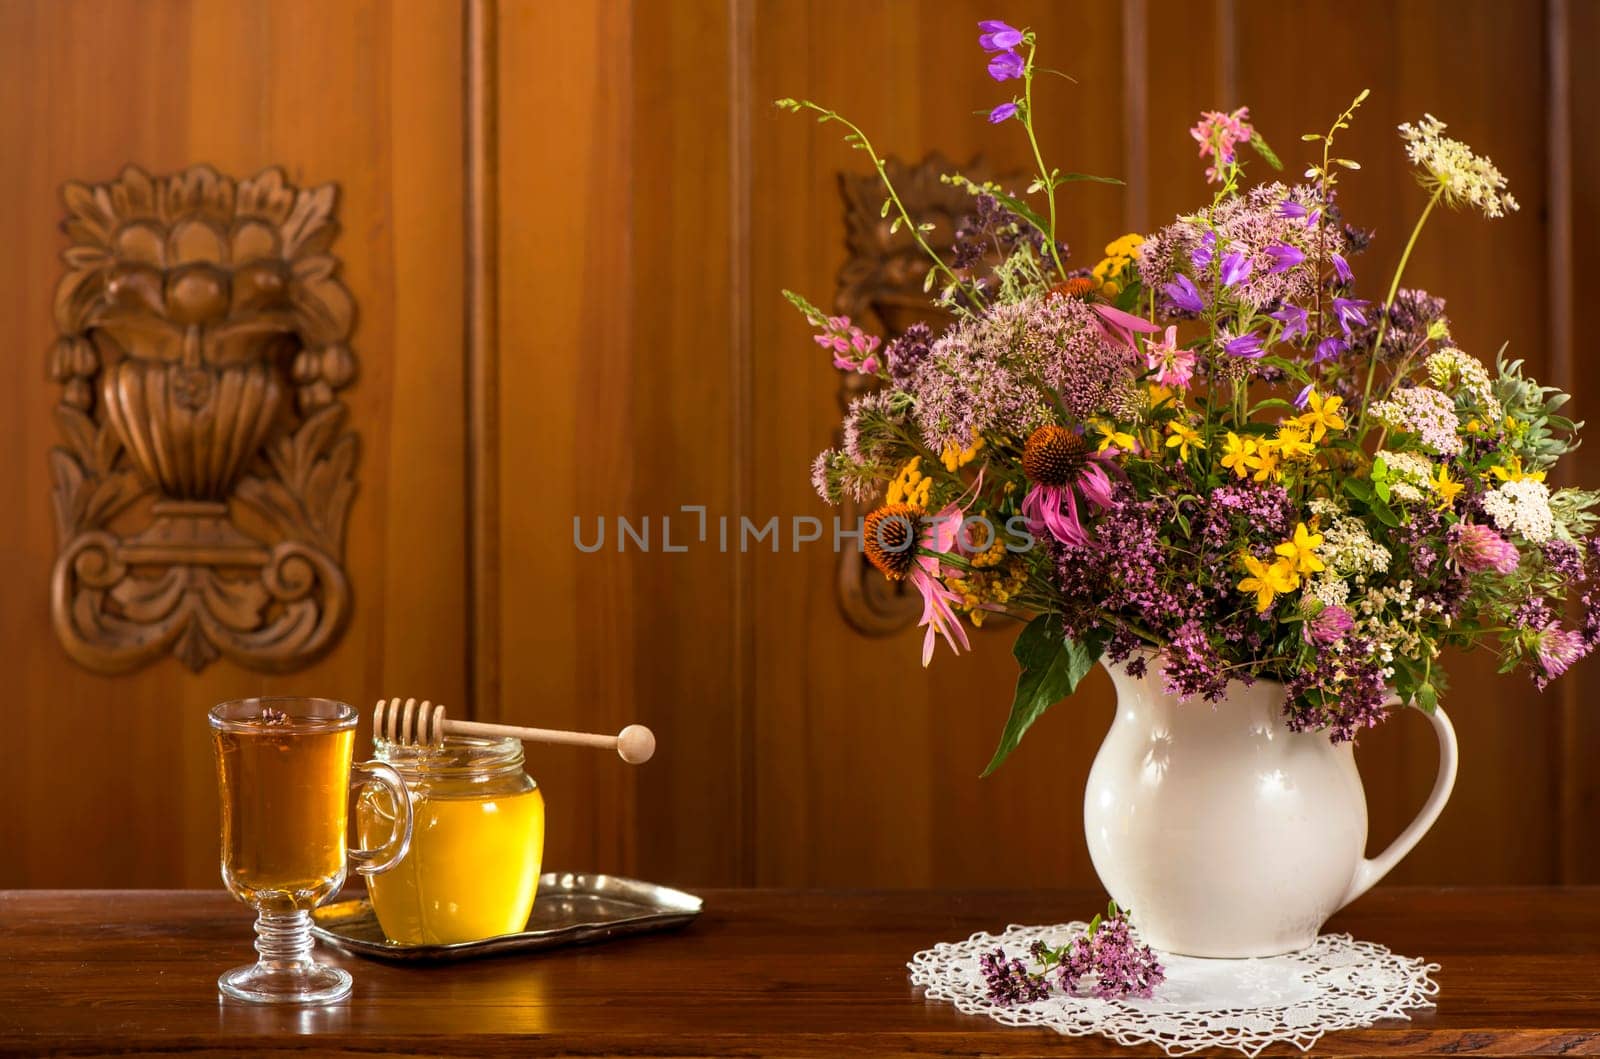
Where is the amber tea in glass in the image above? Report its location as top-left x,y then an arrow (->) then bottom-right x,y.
210,698 -> 413,1004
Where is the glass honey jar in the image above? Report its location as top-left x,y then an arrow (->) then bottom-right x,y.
356,735 -> 545,945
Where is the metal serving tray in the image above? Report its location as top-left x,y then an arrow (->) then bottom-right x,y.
310,872 -> 702,962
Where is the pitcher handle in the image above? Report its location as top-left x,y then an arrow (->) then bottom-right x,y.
1339,698 -> 1458,909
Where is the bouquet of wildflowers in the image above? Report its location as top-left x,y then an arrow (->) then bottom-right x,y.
782,21 -> 1599,773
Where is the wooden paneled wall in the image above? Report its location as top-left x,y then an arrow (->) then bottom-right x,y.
0,0 -> 469,886
1,0 -> 1594,890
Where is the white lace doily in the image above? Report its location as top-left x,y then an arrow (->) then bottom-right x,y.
908,922 -> 1439,1057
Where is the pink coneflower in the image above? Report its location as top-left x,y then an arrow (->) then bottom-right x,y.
861,502 -> 971,666
912,504 -> 972,665
1449,522 -> 1520,575
1304,605 -> 1354,646
1144,325 -> 1195,388
1020,426 -> 1118,546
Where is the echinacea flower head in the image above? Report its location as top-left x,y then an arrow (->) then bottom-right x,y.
1020,425 -> 1118,546
1448,521 -> 1520,575
862,503 -> 921,580
1398,113 -> 1520,218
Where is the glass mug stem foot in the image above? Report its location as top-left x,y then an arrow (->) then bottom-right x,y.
217,910 -> 351,1005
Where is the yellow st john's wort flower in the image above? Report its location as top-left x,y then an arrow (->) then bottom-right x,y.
940,430 -> 984,472
1298,390 -> 1347,443
1273,522 -> 1326,576
1250,447 -> 1281,483
886,457 -> 931,509
1165,421 -> 1205,462
1271,425 -> 1316,462
1488,455 -> 1546,483
1096,423 -> 1139,454
1431,463 -> 1464,510
1237,554 -> 1301,613
1220,432 -> 1258,478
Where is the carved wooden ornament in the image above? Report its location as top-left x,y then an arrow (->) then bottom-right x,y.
48,165 -> 357,673
832,153 -> 981,636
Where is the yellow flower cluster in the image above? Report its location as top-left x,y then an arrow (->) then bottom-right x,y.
947,557 -> 1028,627
1092,233 -> 1144,296
1237,523 -> 1324,612
887,457 -> 930,510
1217,392 -> 1346,481
941,430 -> 985,472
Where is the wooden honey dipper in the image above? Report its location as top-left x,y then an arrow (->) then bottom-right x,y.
373,697 -> 656,764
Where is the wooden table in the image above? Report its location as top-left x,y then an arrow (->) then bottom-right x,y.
2,887 -> 1597,1057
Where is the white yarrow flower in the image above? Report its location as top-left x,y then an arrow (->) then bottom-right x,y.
1482,478 -> 1554,543
1398,114 -> 1519,219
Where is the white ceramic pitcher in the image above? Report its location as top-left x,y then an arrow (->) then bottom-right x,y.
1084,654 -> 1458,958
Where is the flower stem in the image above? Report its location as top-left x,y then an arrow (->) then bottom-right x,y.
1357,187 -> 1442,438
1020,43 -> 1068,282
786,100 -> 976,305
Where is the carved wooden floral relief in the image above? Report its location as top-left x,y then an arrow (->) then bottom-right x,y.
832,154 -> 984,635
48,165 -> 357,673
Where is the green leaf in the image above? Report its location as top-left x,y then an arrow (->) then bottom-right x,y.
982,617 -> 1104,776
1249,131 -> 1283,171
1414,683 -> 1438,713
1055,172 -> 1126,186
1088,913 -> 1103,937
1370,498 -> 1401,527
1343,477 -> 1375,503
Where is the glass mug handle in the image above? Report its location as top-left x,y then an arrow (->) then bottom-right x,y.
348,760 -> 414,876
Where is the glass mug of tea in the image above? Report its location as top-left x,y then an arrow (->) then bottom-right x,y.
210,697 -> 413,1004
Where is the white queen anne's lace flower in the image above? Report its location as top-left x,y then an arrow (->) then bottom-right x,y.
1320,515 -> 1391,575
1398,114 -> 1519,219
1482,478 -> 1554,543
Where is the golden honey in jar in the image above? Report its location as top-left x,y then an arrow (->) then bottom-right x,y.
357,735 -> 544,944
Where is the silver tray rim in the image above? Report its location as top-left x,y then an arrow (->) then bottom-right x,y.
310,871 -> 703,962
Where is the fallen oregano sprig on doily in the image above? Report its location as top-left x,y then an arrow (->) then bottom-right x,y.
981,901 -> 1165,1003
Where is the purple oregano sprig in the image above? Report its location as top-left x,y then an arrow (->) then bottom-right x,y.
981,901 -> 1165,1006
